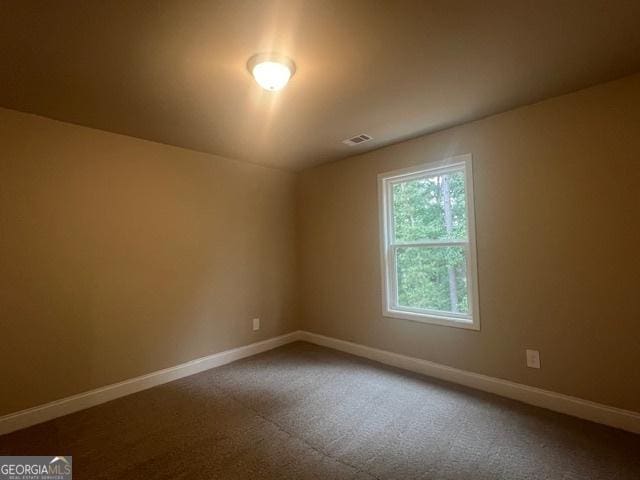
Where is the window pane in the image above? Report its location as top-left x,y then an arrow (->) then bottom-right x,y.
395,246 -> 469,314
392,170 -> 467,242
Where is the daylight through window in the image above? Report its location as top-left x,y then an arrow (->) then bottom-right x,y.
379,154 -> 480,329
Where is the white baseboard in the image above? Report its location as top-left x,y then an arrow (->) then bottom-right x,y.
3,330 -> 638,436
298,331 -> 640,435
0,331 -> 303,436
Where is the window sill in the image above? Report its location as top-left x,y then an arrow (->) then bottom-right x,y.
383,308 -> 480,331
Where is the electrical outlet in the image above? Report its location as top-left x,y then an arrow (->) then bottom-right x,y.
252,318 -> 260,331
526,349 -> 541,369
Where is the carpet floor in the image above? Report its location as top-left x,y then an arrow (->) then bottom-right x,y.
1,341 -> 639,479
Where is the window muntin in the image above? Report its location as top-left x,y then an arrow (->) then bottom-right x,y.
379,155 -> 479,329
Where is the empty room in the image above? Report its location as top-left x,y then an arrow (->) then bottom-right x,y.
1,1 -> 639,478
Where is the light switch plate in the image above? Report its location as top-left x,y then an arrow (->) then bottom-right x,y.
526,349 -> 541,369
252,318 -> 260,331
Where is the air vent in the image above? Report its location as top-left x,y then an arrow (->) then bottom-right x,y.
342,133 -> 373,146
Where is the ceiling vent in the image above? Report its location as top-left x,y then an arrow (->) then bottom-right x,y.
342,133 -> 373,146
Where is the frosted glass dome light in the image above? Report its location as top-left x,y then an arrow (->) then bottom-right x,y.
247,54 -> 296,92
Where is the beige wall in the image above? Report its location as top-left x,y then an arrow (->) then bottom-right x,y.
297,74 -> 640,412
0,108 -> 297,416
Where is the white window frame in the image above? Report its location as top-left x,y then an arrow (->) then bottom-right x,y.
378,153 -> 480,330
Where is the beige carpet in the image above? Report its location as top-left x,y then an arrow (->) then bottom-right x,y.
1,341 -> 639,479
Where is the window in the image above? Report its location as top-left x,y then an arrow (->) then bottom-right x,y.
378,154 -> 480,330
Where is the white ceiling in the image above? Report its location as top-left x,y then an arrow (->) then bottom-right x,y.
1,1 -> 639,170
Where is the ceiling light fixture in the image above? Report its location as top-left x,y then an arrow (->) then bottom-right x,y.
247,53 -> 296,92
